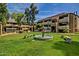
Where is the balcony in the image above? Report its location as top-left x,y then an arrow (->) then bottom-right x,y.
59,17 -> 68,23
43,21 -> 52,25
20,25 -> 30,27
58,25 -> 69,29
44,27 -> 51,29
43,27 -> 51,32
51,23 -> 56,26
6,24 -> 18,27
37,23 -> 43,26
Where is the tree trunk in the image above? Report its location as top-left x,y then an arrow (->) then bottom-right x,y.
32,21 -> 34,32
42,32 -> 44,37
33,23 -> 34,31
19,24 -> 21,32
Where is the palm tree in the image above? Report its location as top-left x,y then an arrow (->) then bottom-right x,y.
16,13 -> 24,32
0,3 -> 8,24
11,12 -> 17,20
24,3 -> 39,31
12,13 -> 24,32
0,3 -> 9,33
30,3 -> 39,31
24,8 -> 30,25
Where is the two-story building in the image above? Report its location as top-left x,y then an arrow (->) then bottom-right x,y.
0,16 -> 32,35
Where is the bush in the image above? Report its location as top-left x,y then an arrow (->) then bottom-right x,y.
19,30 -> 23,33
63,29 -> 68,33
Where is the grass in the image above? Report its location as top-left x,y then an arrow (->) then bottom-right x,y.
0,32 -> 79,56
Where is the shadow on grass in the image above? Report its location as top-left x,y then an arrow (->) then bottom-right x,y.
52,41 -> 79,56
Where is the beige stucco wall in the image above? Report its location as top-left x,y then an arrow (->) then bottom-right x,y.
77,17 -> 79,32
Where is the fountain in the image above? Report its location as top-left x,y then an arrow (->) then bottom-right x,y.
34,28 -> 53,40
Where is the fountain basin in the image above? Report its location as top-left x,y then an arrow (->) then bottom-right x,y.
34,35 -> 53,40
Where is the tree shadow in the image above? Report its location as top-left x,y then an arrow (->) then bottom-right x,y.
52,41 -> 79,56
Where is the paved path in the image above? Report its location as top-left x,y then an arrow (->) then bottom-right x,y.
0,32 -> 17,36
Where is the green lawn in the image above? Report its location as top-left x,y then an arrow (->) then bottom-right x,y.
0,32 -> 79,56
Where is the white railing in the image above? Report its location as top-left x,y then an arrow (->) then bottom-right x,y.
58,25 -> 69,29
43,21 -> 52,25
6,24 -> 18,26
44,27 -> 51,29
52,23 -> 56,26
59,17 -> 68,23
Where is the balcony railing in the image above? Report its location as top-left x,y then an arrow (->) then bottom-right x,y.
37,23 -> 43,26
59,17 -> 68,23
6,24 -> 30,28
6,24 -> 18,27
58,25 -> 69,29
51,23 -> 56,26
44,27 -> 51,29
43,21 -> 52,25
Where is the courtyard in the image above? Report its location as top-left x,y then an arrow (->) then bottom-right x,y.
0,32 -> 79,56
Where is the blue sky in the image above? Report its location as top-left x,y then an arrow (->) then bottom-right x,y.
7,3 -> 79,21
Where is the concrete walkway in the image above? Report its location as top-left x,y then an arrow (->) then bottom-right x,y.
0,32 -> 17,36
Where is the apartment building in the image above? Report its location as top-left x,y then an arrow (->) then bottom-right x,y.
37,13 -> 79,33
0,17 -> 32,35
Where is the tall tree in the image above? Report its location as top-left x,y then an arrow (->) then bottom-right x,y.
0,3 -> 9,25
12,12 -> 24,25
30,3 -> 39,31
24,8 -> 30,25
24,3 -> 39,31
16,13 -> 24,25
11,12 -> 17,20
12,12 -> 24,31
0,3 -> 9,33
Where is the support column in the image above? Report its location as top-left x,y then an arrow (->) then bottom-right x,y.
56,17 -> 59,33
72,14 -> 75,33
56,22 -> 58,33
68,14 -> 70,33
